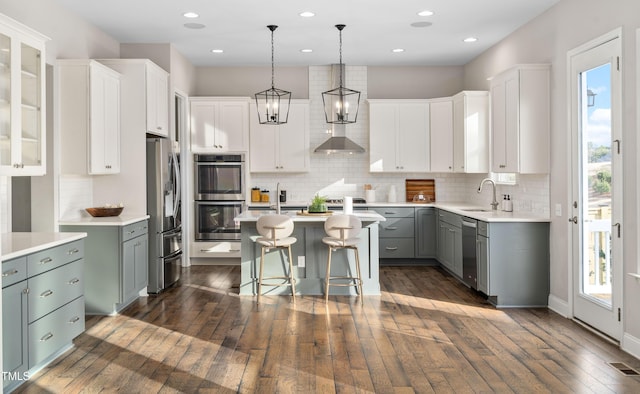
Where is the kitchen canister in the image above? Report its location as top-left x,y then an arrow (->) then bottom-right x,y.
388,185 -> 397,203
365,189 -> 376,203
344,196 -> 353,214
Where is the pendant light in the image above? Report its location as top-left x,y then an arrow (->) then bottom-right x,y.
322,24 -> 360,125
255,25 -> 291,125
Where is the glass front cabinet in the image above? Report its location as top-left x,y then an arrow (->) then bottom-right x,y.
0,14 -> 49,176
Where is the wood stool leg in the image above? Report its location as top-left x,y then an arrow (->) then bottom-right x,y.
257,246 -> 265,304
288,245 -> 296,302
354,247 -> 363,305
325,247 -> 333,302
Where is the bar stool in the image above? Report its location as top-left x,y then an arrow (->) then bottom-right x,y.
254,214 -> 297,303
322,214 -> 363,303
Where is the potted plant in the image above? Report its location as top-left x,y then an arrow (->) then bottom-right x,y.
308,194 -> 328,213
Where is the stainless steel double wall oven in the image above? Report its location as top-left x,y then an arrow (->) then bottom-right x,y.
194,153 -> 245,241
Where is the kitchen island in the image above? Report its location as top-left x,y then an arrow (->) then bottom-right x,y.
235,210 -> 385,296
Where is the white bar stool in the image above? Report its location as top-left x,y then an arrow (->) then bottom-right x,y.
322,214 -> 363,303
254,214 -> 297,303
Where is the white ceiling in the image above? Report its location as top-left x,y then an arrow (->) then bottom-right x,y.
54,0 -> 560,67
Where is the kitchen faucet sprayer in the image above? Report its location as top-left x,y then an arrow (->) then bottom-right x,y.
478,178 -> 499,210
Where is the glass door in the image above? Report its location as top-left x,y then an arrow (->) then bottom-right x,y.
570,34 -> 622,340
0,32 -> 11,167
20,42 -> 42,168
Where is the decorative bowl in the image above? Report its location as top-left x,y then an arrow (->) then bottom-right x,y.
86,207 -> 124,217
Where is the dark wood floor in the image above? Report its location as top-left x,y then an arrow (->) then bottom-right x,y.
15,265 -> 640,393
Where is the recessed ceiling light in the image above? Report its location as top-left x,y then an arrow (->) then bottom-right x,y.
299,11 -> 315,17
300,49 -> 313,53
417,10 -> 434,17
463,37 -> 478,43
392,48 -> 405,53
410,21 -> 432,28
184,23 -> 205,29
211,49 -> 224,54
183,12 -> 199,18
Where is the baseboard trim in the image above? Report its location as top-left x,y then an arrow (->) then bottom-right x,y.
548,294 -> 570,317
622,333 -> 640,360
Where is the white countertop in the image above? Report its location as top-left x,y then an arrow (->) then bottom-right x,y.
248,201 -> 549,223
58,214 -> 150,226
2,232 -> 87,261
235,210 -> 386,223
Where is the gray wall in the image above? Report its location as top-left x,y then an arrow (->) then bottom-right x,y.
368,66 -> 464,99
464,0 -> 640,345
195,66 -> 309,98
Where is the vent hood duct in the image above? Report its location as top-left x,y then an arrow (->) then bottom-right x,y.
314,64 -> 365,154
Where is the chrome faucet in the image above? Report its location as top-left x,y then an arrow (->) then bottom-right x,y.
477,178 -> 499,210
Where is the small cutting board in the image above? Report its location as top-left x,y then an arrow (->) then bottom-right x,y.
296,210 -> 334,216
405,179 -> 436,202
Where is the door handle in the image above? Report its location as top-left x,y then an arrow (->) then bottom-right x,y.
569,216 -> 578,224
614,222 -> 621,238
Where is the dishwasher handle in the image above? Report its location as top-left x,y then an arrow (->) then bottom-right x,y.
462,219 -> 477,228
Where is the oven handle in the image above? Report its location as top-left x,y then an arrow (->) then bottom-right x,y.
195,162 -> 242,167
195,201 -> 244,206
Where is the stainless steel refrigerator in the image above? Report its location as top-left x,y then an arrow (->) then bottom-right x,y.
146,137 -> 182,293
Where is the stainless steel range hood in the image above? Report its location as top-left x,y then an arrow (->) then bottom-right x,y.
314,64 -> 365,154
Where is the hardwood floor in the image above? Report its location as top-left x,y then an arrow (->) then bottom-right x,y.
15,265 -> 640,393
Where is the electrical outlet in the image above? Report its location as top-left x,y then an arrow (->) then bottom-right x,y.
298,256 -> 305,267
555,203 -> 562,217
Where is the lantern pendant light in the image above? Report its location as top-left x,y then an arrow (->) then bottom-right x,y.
322,24 -> 360,125
255,25 -> 291,125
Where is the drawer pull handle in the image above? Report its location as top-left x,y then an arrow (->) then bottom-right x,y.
127,230 -> 136,235
39,257 -> 53,265
229,249 -> 241,252
384,212 -> 397,215
69,316 -> 81,324
40,290 -> 54,298
385,247 -> 399,251
68,248 -> 80,255
2,269 -> 19,277
386,226 -> 398,230
40,332 -> 54,342
68,278 -> 80,285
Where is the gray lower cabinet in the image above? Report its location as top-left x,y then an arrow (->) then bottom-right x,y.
60,220 -> 148,315
2,239 -> 85,392
436,210 -> 463,277
415,207 -> 436,258
371,207 -> 415,259
480,220 -> 549,307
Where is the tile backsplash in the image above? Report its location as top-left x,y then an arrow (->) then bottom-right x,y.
249,65 -> 550,214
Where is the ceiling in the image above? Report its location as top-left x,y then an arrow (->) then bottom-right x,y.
54,0 -> 560,67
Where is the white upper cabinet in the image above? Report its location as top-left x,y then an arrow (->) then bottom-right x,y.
190,97 -> 249,152
0,14 -> 48,176
249,100 -> 309,173
97,59 -> 169,139
145,63 -> 169,137
59,60 -> 121,175
369,100 -> 430,173
490,64 -> 550,173
452,91 -> 489,173
429,98 -> 454,172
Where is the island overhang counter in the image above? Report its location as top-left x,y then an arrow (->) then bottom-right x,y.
235,210 -> 386,297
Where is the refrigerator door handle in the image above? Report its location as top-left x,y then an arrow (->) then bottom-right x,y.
172,151 -> 181,221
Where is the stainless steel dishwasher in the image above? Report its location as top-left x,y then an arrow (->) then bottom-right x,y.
461,217 -> 478,289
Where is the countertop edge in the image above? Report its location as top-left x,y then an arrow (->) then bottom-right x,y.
58,214 -> 151,226
2,232 -> 88,262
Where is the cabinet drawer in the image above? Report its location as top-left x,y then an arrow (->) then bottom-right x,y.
380,238 -> 415,258
478,221 -> 489,237
379,217 -> 415,238
122,221 -> 149,242
27,240 -> 84,277
28,296 -> 85,368
371,207 -> 415,218
438,210 -> 461,227
28,260 -> 84,323
2,257 -> 27,288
